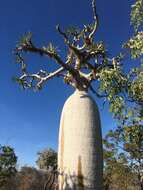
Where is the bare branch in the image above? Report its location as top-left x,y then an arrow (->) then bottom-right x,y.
16,44 -> 77,74
36,67 -> 65,89
14,1 -> 114,94
56,25 -> 82,58
56,25 -> 69,42
89,0 -> 99,40
18,67 -> 65,90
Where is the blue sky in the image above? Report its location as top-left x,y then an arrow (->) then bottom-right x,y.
0,0 -> 133,167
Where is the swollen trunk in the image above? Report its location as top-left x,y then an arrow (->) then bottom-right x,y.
58,90 -> 103,190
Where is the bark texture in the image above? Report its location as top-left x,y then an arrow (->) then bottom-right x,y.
58,90 -> 103,190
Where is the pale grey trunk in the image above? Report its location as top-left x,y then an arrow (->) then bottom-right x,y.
58,90 -> 103,190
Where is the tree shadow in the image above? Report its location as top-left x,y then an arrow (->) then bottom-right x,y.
58,155 -> 89,190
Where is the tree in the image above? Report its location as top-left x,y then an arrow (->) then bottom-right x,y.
13,0 -> 143,122
0,145 -> 17,187
36,148 -> 58,189
102,2 -> 143,187
103,155 -> 135,190
13,0 -> 122,95
103,136 -> 130,190
17,167 -> 46,190
102,0 -> 143,186
36,148 -> 57,171
131,0 -> 143,34
10,166 -> 56,190
13,0 -> 143,189
0,166 -> 58,190
103,123 -> 143,190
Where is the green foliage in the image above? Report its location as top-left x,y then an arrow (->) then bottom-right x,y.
98,66 -> 127,121
131,0 -> 143,32
64,26 -> 80,40
124,32 -> 143,59
0,145 -> 17,187
43,43 -> 58,54
126,0 -> 143,61
17,32 -> 33,49
98,0 -> 143,124
103,139 -> 135,190
36,148 -> 57,171
128,64 -> 143,103
103,120 -> 143,190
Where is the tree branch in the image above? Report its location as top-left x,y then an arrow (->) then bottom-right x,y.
56,25 -> 82,58
89,85 -> 108,98
16,44 -> 77,75
89,0 -> 99,40
14,1 -> 115,93
18,67 -> 65,89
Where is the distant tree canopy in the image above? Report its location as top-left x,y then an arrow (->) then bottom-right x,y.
103,124 -> 143,190
0,145 -> 17,187
17,166 -> 51,190
36,148 -> 57,171
1,166 -> 57,190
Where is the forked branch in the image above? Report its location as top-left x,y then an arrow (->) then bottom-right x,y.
14,0 -> 121,94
